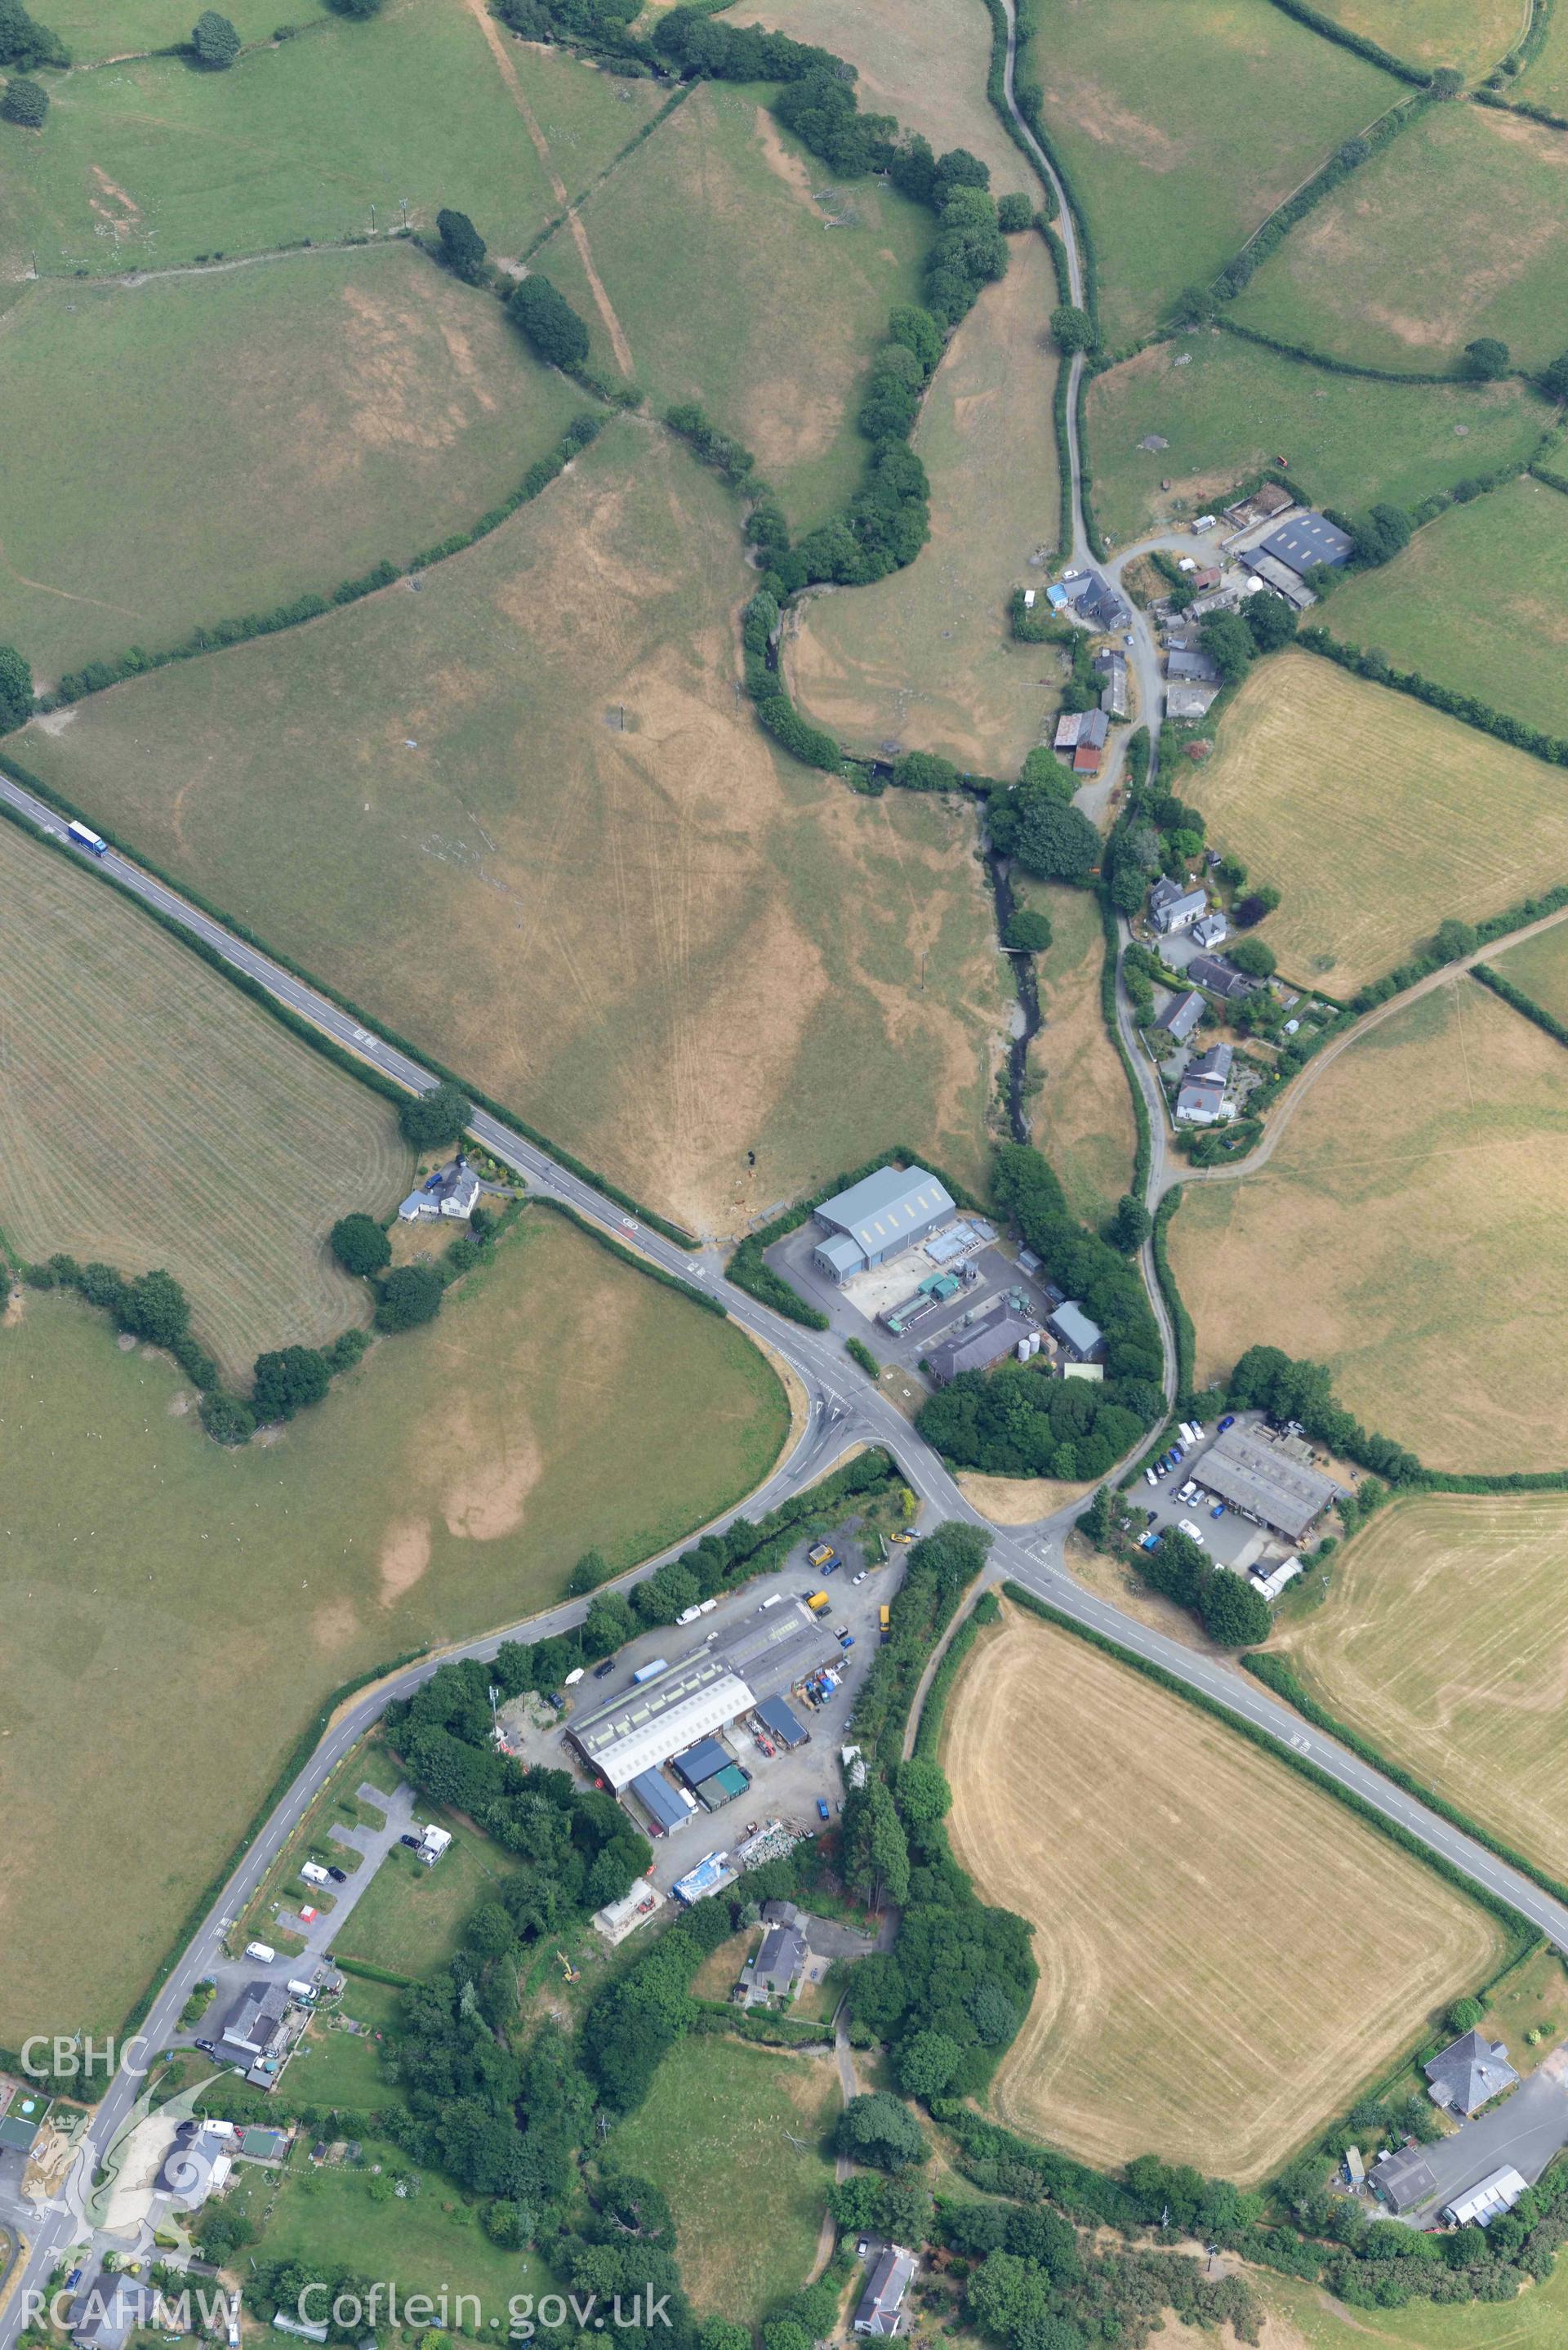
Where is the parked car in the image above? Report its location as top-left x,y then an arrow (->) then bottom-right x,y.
1145,1468 -> 1160,1487
327,1866 -> 347,1884
853,1570 -> 867,1585
1218,1413 -> 1236,1432
817,1798 -> 831,1822
1210,1502 -> 1226,1519
1139,1531 -> 1160,1552
593,1657 -> 616,1679
400,1833 -> 421,1849
194,2040 -> 219,2058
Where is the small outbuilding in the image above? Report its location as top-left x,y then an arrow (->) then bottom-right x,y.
696,1762 -> 751,1810
1048,1301 -> 1103,1362
1370,2145 -> 1439,2215
755,1696 -> 809,1750
1445,2165 -> 1529,2228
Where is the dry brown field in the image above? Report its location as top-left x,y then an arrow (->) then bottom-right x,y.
785,235 -> 1063,777
1171,979 -> 1568,1472
1022,881 -> 1136,1227
744,0 -> 1025,181
1190,653 -> 1568,994
1276,1493 -> 1568,1881
942,1606 -> 1507,2181
20,425 -> 1003,1238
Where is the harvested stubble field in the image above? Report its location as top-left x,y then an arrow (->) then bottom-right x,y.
0,1210 -> 788,2046
0,244 -> 581,683
609,2036 -> 838,2323
0,817 -> 410,1379
1170,978 -> 1568,1472
1018,881 -> 1135,1227
1022,0 -> 1397,349
1307,0 -> 1523,78
1494,915 -> 1568,1022
528,80 -> 930,530
1085,330 -> 1546,548
785,234 -> 1063,774
1190,652 -> 1568,995
1232,99 -> 1568,374
21,424 -> 1002,1236
1329,475 -> 1568,744
746,0 -> 1024,181
1276,1493 -> 1568,1886
942,1605 -> 1505,2181
0,0 -> 666,282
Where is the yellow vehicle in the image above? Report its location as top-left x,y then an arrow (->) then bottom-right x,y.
879,1603 -> 891,1635
807,1541 -> 836,1568
807,1590 -> 831,1613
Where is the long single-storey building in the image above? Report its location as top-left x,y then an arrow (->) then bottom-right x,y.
925,1304 -> 1036,1387
811,1166 -> 956,1284
569,1657 -> 757,1792
1191,1425 -> 1344,1541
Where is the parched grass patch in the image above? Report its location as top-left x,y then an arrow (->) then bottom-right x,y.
0,0 -> 666,282
1232,99 -> 1568,373
608,2036 -> 838,2324
1086,329 -> 1548,548
1169,978 -> 1568,1472
1189,651 -> 1568,995
1026,0 -> 1399,348
786,234 -> 1062,774
1277,1494 -> 1568,1902
942,1603 -> 1508,2182
1328,475 -> 1568,744
1305,0 -> 1522,78
745,0 -> 1025,181
0,1211 -> 788,2048
0,244 -> 582,683
1494,915 -> 1568,1022
531,79 -> 930,530
21,424 -> 1002,1236
1019,881 -> 1134,1229
0,816 -> 410,1377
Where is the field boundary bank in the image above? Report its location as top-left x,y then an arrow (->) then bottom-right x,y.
0,756 -> 700,1245
1296,627 -> 1568,768
1470,960 -> 1568,1050
1208,87 -> 1432,310
1245,1649 -> 1568,1914
1255,0 -> 1429,85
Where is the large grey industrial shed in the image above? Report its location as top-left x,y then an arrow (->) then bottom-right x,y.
812,1166 -> 956,1282
1192,1425 -> 1344,1541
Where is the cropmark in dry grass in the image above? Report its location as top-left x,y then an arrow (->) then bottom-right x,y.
1276,1492 -> 1568,1884
0,817 -> 410,1379
19,425 -> 1002,1238
1170,979 -> 1568,1473
1190,651 -> 1568,996
942,1605 -> 1507,2182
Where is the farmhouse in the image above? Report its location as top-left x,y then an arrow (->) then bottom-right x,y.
811,1166 -> 956,1284
925,1303 -> 1037,1387
1187,952 -> 1256,1001
1370,2145 -> 1439,2215
1150,876 -> 1209,934
1192,1424 -> 1345,1541
1175,1041 -> 1233,1125
853,2247 -> 917,2337
1156,989 -> 1205,1045
398,1157 -> 481,1222
1060,570 -> 1131,632
739,1906 -> 808,2006
1424,2030 -> 1518,2117
69,2274 -> 154,2350
1048,1301 -> 1103,1362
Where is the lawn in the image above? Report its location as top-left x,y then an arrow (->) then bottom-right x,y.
1260,2247 -> 1568,2348
290,1978 -> 408,2114
1187,650 -> 1568,995
1304,0 -> 1523,78
1018,882 -> 1135,1229
0,1207 -> 789,2049
942,1604 -> 1507,2182
1494,915 -> 1568,1021
1085,329 -> 1548,548
0,816 -> 410,1379
335,1824 -> 515,1980
1021,0 -> 1399,348
608,2035 -> 839,2324
785,231 -> 1064,775
1328,475 -> 1568,744
0,243 -> 583,683
1232,98 -> 1568,373
0,0 -> 667,282
1169,977 -> 1568,1473
20,423 -> 1003,1236
1274,1493 -> 1568,1882
528,79 -> 931,531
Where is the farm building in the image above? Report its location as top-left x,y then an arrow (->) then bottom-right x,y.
1054,708 -> 1111,773
925,1304 -> 1037,1387
1095,648 -> 1129,717
811,1166 -> 956,1282
69,2275 -> 153,2350
755,1695 -> 808,1749
1149,876 -> 1209,934
569,1655 -> 758,1791
399,1158 -> 481,1221
628,1768 -> 694,1837
1175,1041 -> 1233,1125
1192,1424 -> 1345,1541
1048,1301 -> 1104,1362
1167,649 -> 1221,684
696,1762 -> 751,1811
1257,511 -> 1354,576
1444,2165 -> 1528,2228
1424,2030 -> 1517,2117
853,2247 -> 917,2337
1370,2145 -> 1439,2215
671,1736 -> 733,1790
1156,989 -> 1205,1045
1223,483 -> 1294,533
1186,952 -> 1256,1001
1240,550 -> 1317,609
1165,681 -> 1220,719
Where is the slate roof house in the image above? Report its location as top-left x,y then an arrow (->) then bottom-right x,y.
220,1979 -> 292,2059
399,1158 -> 482,1222
740,1910 -> 808,2006
1061,570 -> 1130,632
1156,989 -> 1205,1045
1149,876 -> 1209,934
1175,1041 -> 1232,1125
69,2274 -> 154,2350
1166,649 -> 1221,684
1424,2030 -> 1518,2117
1186,952 -> 1256,1001
853,2247 -> 917,2337
1191,910 -> 1228,950
1094,648 -> 1129,718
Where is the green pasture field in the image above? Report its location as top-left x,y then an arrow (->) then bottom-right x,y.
0,815 -> 411,1378
529,78 -> 931,529
1306,0 -> 1523,78
1085,329 -> 1548,546
0,1211 -> 788,2047
608,2036 -> 839,2323
0,0 -> 667,283
1232,97 -> 1568,373
746,0 -> 1024,181
21,423 -> 1002,1237
1169,977 -> 1568,1473
1022,0 -> 1398,348
1329,475 -> 1568,742
1262,2254 -> 1568,2350
334,1822 -> 514,1979
42,0 -> 291,58
0,243 -> 582,683
1019,881 -> 1136,1229
1189,650 -> 1568,996
786,230 -> 1062,774
290,1983 -> 407,2113
1494,916 -> 1568,1023
1517,1 -> 1568,112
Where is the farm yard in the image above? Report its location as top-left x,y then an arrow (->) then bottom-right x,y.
0,1211 -> 788,2049
21,425 -> 1002,1235
1232,99 -> 1568,374
748,0 -> 1023,177
523,79 -> 931,532
608,2036 -> 838,2325
0,244 -> 582,683
0,817 -> 410,1380
1188,652 -> 1568,995
1021,0 -> 1400,349
1329,475 -> 1568,744
1304,0 -> 1526,79
1085,331 -> 1547,548
942,1605 -> 1506,2182
1020,882 -> 1136,1229
783,233 -> 1064,774
1494,916 -> 1568,1023
1276,1493 -> 1568,1886
1170,978 -> 1568,1473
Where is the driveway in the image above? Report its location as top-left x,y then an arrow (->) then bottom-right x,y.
274,1780 -> 419,1960
1401,2051 -> 1568,2223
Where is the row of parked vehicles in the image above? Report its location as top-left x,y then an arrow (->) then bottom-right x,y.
1139,1413 -> 1245,1547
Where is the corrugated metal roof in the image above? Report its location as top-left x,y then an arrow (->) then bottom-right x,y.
816,1166 -> 956,1255
1049,1301 -> 1103,1357
573,1672 -> 755,1790
756,1696 -> 808,1748
671,1736 -> 732,1788
629,1769 -> 691,1833
1191,1426 -> 1343,1541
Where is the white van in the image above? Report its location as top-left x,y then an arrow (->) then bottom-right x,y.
244,1941 -> 276,1964
287,1979 -> 317,2002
